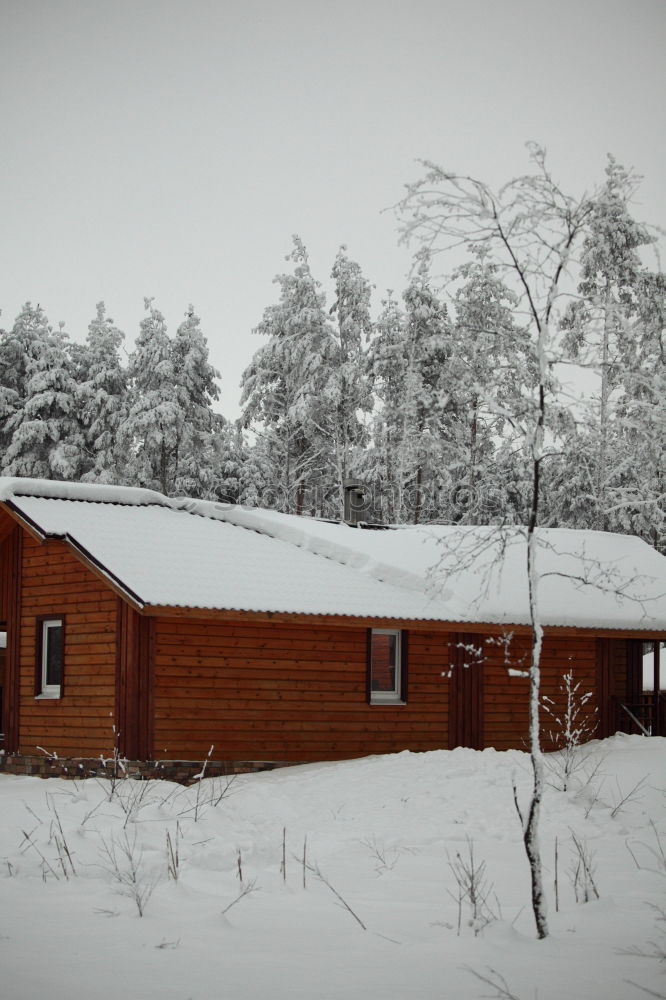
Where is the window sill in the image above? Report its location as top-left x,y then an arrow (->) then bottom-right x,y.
35,691 -> 61,700
370,699 -> 406,707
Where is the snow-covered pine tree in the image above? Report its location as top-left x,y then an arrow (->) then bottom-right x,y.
238,425 -> 278,509
328,247 -> 374,515
206,416 -> 248,504
369,256 -> 452,524
539,404 -> 598,531
0,301 -> 48,460
606,269 -> 666,549
2,306 -> 84,479
0,315 -> 10,456
240,236 -> 338,515
120,298 -> 181,494
78,302 -> 128,484
170,306 -> 221,498
366,291 -> 407,522
561,155 -> 656,531
400,253 -> 453,523
445,251 -> 528,523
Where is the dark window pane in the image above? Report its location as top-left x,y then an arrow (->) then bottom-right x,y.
45,625 -> 63,686
371,633 -> 397,692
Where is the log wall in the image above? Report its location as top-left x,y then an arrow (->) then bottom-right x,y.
152,618 -> 451,761
16,535 -> 118,757
152,621 -> 606,760
447,632 -> 599,752
498,632 -> 599,751
0,517 -> 638,764
539,633 -> 599,748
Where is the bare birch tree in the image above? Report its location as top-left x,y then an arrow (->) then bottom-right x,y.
397,143 -> 594,938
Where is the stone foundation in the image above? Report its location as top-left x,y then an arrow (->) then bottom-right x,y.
0,752 -> 302,784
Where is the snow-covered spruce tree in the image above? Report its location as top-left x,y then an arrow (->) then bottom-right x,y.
368,256 -> 452,524
398,144 -> 595,939
120,298 -> 181,494
78,302 -> 128,483
240,236 -> 338,515
538,403 -> 599,531
561,155 -> 657,533
443,250 -> 530,524
328,246 -> 374,515
237,426 -> 279,508
0,316 -> 9,455
400,253 -> 454,523
2,305 -> 84,479
610,271 -> 665,550
170,306 -> 221,498
365,290 -> 407,522
206,416 -> 248,504
0,301 -> 50,461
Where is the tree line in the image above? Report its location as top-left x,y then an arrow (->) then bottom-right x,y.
0,152 -> 663,548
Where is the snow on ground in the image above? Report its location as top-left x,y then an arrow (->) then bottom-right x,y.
1,736 -> 665,1000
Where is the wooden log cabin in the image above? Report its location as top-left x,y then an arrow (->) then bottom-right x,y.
0,477 -> 664,775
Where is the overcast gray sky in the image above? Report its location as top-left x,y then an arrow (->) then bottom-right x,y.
1,0 -> 664,417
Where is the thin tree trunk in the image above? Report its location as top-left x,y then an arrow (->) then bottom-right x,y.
284,422 -> 291,514
337,365 -> 350,520
525,383 -> 549,940
596,280 -> 612,531
413,463 -> 423,524
296,479 -> 306,517
469,397 -> 479,525
160,440 -> 169,495
335,403 -> 346,521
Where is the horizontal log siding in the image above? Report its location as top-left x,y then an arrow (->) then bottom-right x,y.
482,633 -> 530,751
17,536 -> 117,757
613,639 -> 632,700
482,633 -> 599,751
0,521 -> 22,750
539,635 -> 599,750
153,619 -> 450,761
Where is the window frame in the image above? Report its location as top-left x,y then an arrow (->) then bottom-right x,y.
35,615 -> 65,699
367,627 -> 408,705
641,640 -> 663,693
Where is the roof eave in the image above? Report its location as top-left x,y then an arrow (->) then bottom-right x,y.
0,499 -> 145,612
140,603 -> 666,637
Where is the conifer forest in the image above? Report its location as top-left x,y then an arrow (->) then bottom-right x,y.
1,150 -> 663,550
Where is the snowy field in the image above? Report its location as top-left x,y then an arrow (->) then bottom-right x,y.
1,735 -> 665,1000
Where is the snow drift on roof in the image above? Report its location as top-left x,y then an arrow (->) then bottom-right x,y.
0,477 -> 168,508
0,477 -> 664,629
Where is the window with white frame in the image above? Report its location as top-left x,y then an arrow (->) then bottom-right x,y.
368,628 -> 406,704
37,617 -> 64,698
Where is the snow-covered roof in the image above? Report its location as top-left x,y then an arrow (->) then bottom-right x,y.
0,477 -> 664,631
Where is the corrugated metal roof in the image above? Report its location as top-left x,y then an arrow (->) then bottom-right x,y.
1,478 -> 664,630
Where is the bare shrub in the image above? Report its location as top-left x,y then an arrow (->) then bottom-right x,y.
166,823 -> 181,881
115,780 -> 156,828
542,670 -> 599,792
47,794 -> 76,877
98,831 -> 158,917
464,966 -> 527,999
222,879 -> 259,915
568,830 -> 599,903
623,904 -> 666,998
361,834 -> 411,875
448,836 -> 499,935
97,726 -> 129,799
610,776 -> 649,819
304,859 -> 367,930
626,819 -> 666,877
